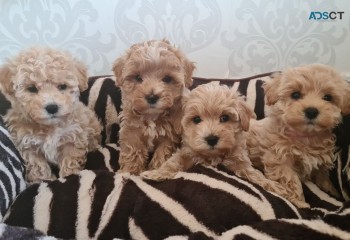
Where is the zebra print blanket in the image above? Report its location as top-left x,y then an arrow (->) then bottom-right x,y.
0,116 -> 26,221
3,165 -> 350,239
0,223 -> 56,240
1,75 -> 350,239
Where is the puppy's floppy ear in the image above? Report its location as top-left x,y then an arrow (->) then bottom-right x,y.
169,42 -> 195,88
161,38 -> 171,45
112,56 -> 126,87
172,89 -> 189,135
74,60 -> 88,91
237,98 -> 255,131
183,59 -> 195,88
341,84 -> 350,115
113,43 -> 138,87
181,88 -> 191,105
0,65 -> 14,97
263,72 -> 282,105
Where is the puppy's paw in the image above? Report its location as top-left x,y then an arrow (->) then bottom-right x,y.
148,157 -> 166,170
27,174 -> 57,184
59,167 -> 81,178
141,170 -> 173,181
118,165 -> 144,175
292,200 -> 310,209
263,181 -> 289,196
59,157 -> 85,178
26,163 -> 57,183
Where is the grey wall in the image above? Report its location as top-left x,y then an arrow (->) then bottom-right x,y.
0,0 -> 349,78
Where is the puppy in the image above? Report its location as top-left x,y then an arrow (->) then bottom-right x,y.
113,39 -> 195,174
247,64 -> 350,208
141,82 -> 287,195
0,47 -> 101,183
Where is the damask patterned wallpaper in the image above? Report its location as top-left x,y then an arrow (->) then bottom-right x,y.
0,0 -> 349,78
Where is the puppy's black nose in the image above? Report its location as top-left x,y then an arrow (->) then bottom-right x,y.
304,107 -> 319,120
205,135 -> 219,147
45,104 -> 59,114
145,94 -> 159,104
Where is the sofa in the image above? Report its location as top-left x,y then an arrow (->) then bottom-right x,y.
0,73 -> 350,240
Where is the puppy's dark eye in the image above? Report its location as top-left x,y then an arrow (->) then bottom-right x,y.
135,75 -> 143,83
27,85 -> 38,93
220,114 -> 230,123
192,116 -> 202,124
291,91 -> 301,100
323,94 -> 333,102
162,76 -> 172,84
58,84 -> 67,90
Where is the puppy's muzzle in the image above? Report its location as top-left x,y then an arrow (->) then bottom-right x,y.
304,107 -> 319,120
205,135 -> 219,147
145,94 -> 159,105
45,104 -> 59,115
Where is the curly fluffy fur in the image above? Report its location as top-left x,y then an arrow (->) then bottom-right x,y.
247,64 -> 350,208
113,39 -> 195,174
141,82 -> 287,195
0,47 -> 101,183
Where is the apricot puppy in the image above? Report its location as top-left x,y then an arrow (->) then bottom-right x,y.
247,64 -> 350,208
113,39 -> 195,174
0,47 -> 101,183
142,82 -> 286,196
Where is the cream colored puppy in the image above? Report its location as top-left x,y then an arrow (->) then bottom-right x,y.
247,64 -> 350,208
142,82 -> 287,196
113,39 -> 195,174
0,47 -> 101,183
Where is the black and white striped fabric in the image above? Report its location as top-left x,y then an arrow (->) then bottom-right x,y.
3,165 -> 350,240
80,76 -> 121,145
332,114 -> 350,201
0,116 -> 26,221
85,143 -> 119,172
0,223 -> 56,240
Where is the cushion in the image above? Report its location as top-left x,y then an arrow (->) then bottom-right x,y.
0,116 -> 26,221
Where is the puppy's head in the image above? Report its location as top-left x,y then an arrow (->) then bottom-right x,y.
264,64 -> 350,134
0,47 -> 88,125
181,82 -> 254,156
112,39 -> 195,116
